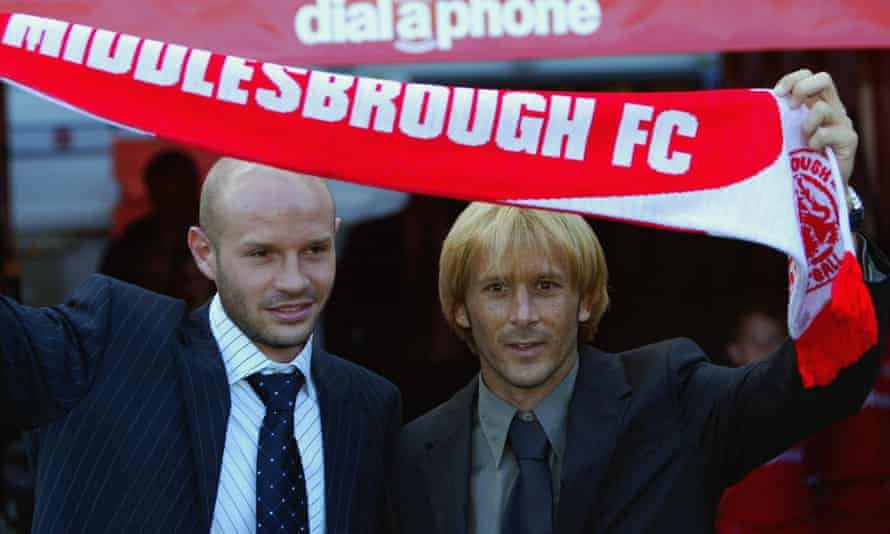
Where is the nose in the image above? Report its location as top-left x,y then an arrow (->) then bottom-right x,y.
510,286 -> 539,326
274,253 -> 310,294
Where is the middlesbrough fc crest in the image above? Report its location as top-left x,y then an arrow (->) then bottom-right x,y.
791,148 -> 844,292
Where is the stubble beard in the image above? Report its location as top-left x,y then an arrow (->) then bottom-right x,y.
482,336 -> 578,394
215,263 -> 311,350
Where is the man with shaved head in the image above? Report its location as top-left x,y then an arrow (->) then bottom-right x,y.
190,158 -> 338,363
0,157 -> 401,534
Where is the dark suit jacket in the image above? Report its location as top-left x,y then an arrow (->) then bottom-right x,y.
0,274 -> 401,534
396,293 -> 888,533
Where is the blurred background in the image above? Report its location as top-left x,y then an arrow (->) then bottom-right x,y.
1,2 -> 889,532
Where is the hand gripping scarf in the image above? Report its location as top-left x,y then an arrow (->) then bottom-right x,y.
0,12 -> 877,386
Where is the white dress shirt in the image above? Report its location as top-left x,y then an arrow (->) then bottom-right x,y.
209,294 -> 326,534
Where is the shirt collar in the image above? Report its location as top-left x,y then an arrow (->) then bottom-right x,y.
209,294 -> 316,401
477,358 -> 579,467
534,358 -> 577,463
477,377 -> 516,468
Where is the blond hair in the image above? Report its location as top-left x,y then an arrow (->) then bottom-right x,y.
439,202 -> 609,350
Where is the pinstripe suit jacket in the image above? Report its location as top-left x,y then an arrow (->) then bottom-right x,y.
0,274 -> 402,534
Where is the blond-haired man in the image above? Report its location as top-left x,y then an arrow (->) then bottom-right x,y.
393,71 -> 888,534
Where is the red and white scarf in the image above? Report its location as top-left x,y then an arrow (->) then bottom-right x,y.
0,12 -> 876,386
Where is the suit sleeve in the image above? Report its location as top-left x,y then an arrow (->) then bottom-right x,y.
391,422 -> 429,534
0,275 -> 115,429
673,244 -> 890,488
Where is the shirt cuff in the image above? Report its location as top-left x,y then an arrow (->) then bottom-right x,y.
856,233 -> 889,284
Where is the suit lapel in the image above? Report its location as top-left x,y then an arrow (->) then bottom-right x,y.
311,346 -> 367,533
176,303 -> 230,533
422,378 -> 476,534
555,347 -> 631,534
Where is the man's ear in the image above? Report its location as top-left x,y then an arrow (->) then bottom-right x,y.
726,342 -> 743,367
188,226 -> 217,282
335,216 -> 342,233
455,304 -> 471,329
578,296 -> 593,323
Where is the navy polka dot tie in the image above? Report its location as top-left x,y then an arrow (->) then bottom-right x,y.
247,371 -> 309,534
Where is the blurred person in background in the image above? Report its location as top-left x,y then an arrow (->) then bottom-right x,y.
100,149 -> 213,308
717,307 -> 813,534
725,308 -> 787,368
805,339 -> 890,534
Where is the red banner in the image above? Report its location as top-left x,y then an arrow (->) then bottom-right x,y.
0,11 -> 879,386
0,0 -> 886,66
0,13 -> 781,201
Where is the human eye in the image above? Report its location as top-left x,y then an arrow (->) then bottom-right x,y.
304,241 -> 331,256
483,281 -> 506,293
247,248 -> 268,258
537,279 -> 562,291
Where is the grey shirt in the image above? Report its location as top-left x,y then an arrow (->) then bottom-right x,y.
469,360 -> 579,534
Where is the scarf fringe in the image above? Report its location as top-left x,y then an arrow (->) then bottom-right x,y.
795,252 -> 877,387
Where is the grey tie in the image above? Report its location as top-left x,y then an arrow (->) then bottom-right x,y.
502,415 -> 553,534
